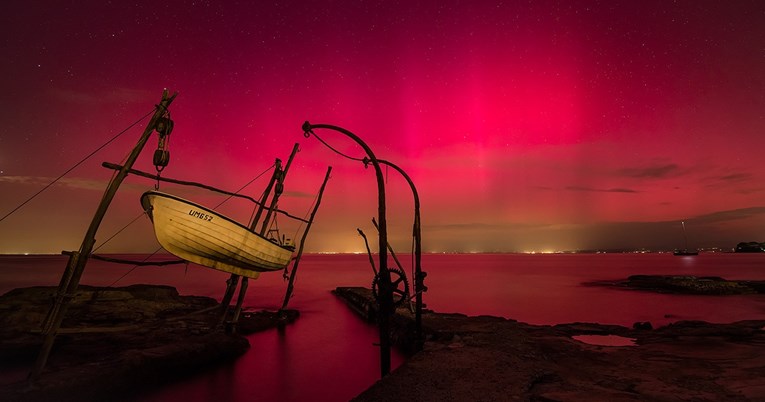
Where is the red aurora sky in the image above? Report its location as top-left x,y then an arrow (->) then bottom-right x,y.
1,1 -> 765,253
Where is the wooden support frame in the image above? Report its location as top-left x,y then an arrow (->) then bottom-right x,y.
30,90 -> 177,379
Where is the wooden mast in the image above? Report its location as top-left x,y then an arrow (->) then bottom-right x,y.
31,90 -> 177,378
260,143 -> 300,234
220,143 -> 301,328
281,166 -> 332,310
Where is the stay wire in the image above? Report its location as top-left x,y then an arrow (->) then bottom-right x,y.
0,109 -> 155,224
92,211 -> 146,254
105,246 -> 170,288
292,185 -> 322,244
220,162 -> 275,210
245,163 -> 277,222
310,129 -> 365,163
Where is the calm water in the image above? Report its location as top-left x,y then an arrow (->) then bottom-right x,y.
2,252 -> 765,400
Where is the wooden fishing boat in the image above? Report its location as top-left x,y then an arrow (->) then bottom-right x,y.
141,191 -> 294,278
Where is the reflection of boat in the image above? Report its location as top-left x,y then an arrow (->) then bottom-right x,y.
673,221 -> 698,256
141,191 -> 294,278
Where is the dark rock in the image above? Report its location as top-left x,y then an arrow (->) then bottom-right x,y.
632,321 -> 653,330
0,285 -> 296,401
735,241 -> 765,252
587,275 -> 763,295
334,286 -> 765,402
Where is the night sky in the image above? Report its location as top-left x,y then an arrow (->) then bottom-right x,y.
2,1 -> 765,254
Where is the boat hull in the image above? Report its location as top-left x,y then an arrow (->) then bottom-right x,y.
141,191 -> 293,278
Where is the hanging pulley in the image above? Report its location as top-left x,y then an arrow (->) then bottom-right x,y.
153,116 -> 173,171
153,149 -> 170,169
155,117 -> 174,136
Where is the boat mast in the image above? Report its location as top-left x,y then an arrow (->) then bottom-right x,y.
281,166 -> 332,310
259,143 -> 300,235
250,159 -> 282,231
220,143 -> 300,329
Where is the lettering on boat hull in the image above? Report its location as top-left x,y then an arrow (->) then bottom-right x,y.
188,209 -> 213,222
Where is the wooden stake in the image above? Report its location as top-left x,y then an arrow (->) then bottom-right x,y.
30,90 -> 177,379
281,166 -> 332,310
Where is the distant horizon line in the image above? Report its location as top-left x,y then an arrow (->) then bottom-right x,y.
0,247 -> 746,257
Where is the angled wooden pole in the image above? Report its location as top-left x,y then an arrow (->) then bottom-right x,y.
223,143 -> 302,328
281,166 -> 332,310
30,90 -> 177,379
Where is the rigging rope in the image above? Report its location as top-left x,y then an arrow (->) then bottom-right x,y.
89,253 -> 184,266
104,246 -> 175,287
215,163 -> 275,210
292,185 -> 323,244
0,109 -> 155,224
309,129 -> 366,164
92,211 -> 146,254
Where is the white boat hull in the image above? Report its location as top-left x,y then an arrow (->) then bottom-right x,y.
141,191 -> 293,278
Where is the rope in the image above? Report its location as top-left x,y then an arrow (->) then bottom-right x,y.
104,246 -> 170,287
310,129 -> 366,163
0,109 -> 155,224
90,254 -> 184,266
215,163 -> 275,210
92,211 -> 146,254
292,188 -> 321,243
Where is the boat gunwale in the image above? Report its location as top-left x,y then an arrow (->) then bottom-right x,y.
141,190 -> 294,255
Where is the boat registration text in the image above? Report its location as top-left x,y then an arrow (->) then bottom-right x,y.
188,209 -> 214,222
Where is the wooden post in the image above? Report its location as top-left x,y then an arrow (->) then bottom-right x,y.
377,158 -> 424,351
30,90 -> 177,379
220,157 -> 281,324
39,251 -> 79,334
259,143 -> 300,234
302,122 -> 393,377
223,143 -> 301,328
281,166 -> 332,310
250,159 -> 282,230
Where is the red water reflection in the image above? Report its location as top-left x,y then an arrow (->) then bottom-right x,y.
3,253 -> 765,400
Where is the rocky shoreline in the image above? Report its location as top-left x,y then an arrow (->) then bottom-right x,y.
3,283 -> 764,401
0,285 -> 298,402
334,287 -> 765,401
586,274 -> 765,295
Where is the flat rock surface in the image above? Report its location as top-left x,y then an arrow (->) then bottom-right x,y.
0,285 -> 297,402
586,274 -> 765,295
336,287 -> 765,402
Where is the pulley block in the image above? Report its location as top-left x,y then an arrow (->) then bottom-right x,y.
153,149 -> 170,167
155,117 -> 174,137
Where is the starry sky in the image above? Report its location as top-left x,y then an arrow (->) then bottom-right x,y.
1,0 -> 765,254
